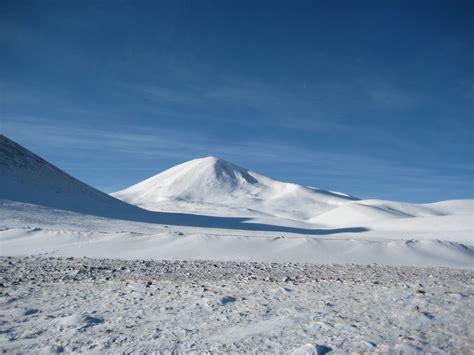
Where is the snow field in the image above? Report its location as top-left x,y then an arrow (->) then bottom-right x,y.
1,257 -> 473,353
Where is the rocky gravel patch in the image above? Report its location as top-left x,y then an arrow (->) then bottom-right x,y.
1,257 -> 473,353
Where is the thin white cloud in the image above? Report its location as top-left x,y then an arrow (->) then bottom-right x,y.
3,114 -> 472,200
368,84 -> 418,108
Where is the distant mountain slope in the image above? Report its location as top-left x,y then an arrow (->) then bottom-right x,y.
0,134 -> 140,218
309,199 -> 474,227
113,156 -> 473,226
112,156 -> 358,220
113,156 -> 357,203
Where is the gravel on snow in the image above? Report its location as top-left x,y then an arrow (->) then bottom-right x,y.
0,257 -> 473,353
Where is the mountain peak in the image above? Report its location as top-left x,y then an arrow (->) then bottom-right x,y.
191,156 -> 253,179
192,156 -> 239,170
198,156 -> 222,163
112,156 -> 261,204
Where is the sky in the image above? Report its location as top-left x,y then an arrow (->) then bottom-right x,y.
1,0 -> 473,202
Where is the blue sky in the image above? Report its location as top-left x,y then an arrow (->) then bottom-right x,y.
2,0 -> 473,202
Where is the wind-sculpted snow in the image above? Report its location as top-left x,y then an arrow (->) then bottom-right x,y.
1,257 -> 473,353
0,199 -> 368,235
1,201 -> 473,268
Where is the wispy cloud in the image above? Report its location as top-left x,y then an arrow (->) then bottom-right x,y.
367,83 -> 419,108
117,78 -> 343,134
3,114 -> 471,201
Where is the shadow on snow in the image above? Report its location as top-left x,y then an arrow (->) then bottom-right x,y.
2,198 -> 369,236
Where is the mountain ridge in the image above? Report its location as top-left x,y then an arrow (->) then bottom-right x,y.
0,134 -> 141,218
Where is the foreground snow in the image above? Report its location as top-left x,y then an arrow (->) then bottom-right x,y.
1,257 -> 473,353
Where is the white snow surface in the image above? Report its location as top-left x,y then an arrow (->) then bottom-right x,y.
0,134 -> 473,268
1,257 -> 473,353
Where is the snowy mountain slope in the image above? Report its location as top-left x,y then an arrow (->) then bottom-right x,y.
113,156 -> 473,228
309,202 -> 413,227
424,199 -> 474,215
0,134 -> 144,219
112,156 -> 358,221
309,199 -> 474,227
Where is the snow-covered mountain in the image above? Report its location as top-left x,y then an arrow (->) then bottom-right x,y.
112,156 -> 473,227
0,134 -> 141,219
113,156 -> 356,204
112,156 -> 358,221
